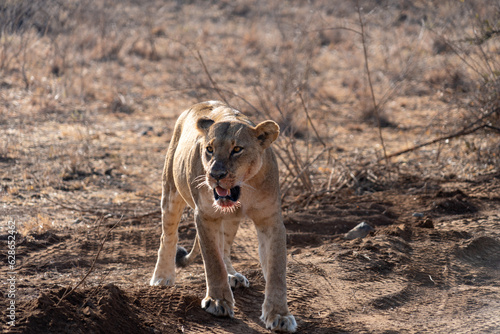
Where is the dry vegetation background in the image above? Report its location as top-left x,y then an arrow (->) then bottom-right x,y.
1,0 -> 499,333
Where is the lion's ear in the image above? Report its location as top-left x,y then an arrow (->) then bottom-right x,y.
196,117 -> 214,132
253,120 -> 279,149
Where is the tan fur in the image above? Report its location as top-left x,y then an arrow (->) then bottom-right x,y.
150,101 -> 296,332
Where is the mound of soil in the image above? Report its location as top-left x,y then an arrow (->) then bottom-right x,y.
431,191 -> 478,215
19,284 -> 152,334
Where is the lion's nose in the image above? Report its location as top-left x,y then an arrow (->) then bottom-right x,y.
210,169 -> 228,181
210,162 -> 228,181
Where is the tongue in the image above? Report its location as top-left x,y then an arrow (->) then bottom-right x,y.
215,186 -> 230,197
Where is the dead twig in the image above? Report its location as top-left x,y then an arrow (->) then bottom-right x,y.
196,50 -> 231,106
195,85 -> 262,115
46,196 -> 160,222
384,124 -> 488,160
56,216 -> 123,306
383,108 -> 498,160
356,3 -> 389,165
281,146 -> 332,201
273,102 -> 314,193
297,89 -> 327,148
485,125 -> 500,133
308,26 -> 362,36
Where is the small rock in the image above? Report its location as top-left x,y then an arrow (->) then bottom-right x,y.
344,222 -> 374,240
82,306 -> 92,317
416,218 -> 434,229
412,212 -> 424,218
139,126 -> 154,136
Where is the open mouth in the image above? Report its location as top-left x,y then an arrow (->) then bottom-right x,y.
213,186 -> 241,211
213,186 -> 240,202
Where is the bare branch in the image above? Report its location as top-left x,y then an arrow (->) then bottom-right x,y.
297,90 -> 327,148
281,146 -> 332,201
56,216 -> 123,306
356,2 -> 389,165
196,50 -> 231,106
383,108 -> 499,160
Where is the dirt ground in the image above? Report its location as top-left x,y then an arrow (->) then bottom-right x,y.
2,174 -> 500,333
1,1 -> 500,333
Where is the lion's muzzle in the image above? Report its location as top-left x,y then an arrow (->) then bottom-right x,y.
214,185 -> 240,202
213,186 -> 241,212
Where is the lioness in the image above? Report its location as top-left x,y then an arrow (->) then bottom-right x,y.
150,101 -> 296,332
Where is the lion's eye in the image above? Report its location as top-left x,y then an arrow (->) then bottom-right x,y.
206,146 -> 213,154
232,146 -> 243,155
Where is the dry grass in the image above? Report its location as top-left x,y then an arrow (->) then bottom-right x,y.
18,213 -> 55,237
1,0 -> 499,231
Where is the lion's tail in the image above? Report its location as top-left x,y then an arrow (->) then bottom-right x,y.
175,234 -> 200,268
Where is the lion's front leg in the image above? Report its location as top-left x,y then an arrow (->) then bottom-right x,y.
223,219 -> 250,289
150,188 -> 186,286
196,211 -> 235,317
254,213 -> 297,333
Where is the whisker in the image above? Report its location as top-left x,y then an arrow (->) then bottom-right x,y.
239,182 -> 256,192
191,175 -> 208,189
212,200 -> 241,214
196,180 -> 210,189
191,174 -> 206,185
192,175 -> 209,189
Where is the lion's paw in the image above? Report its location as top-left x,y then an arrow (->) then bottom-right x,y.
228,273 -> 250,289
201,297 -> 234,318
149,271 -> 175,286
260,313 -> 297,333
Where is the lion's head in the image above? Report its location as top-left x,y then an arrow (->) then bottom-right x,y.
195,116 -> 279,213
